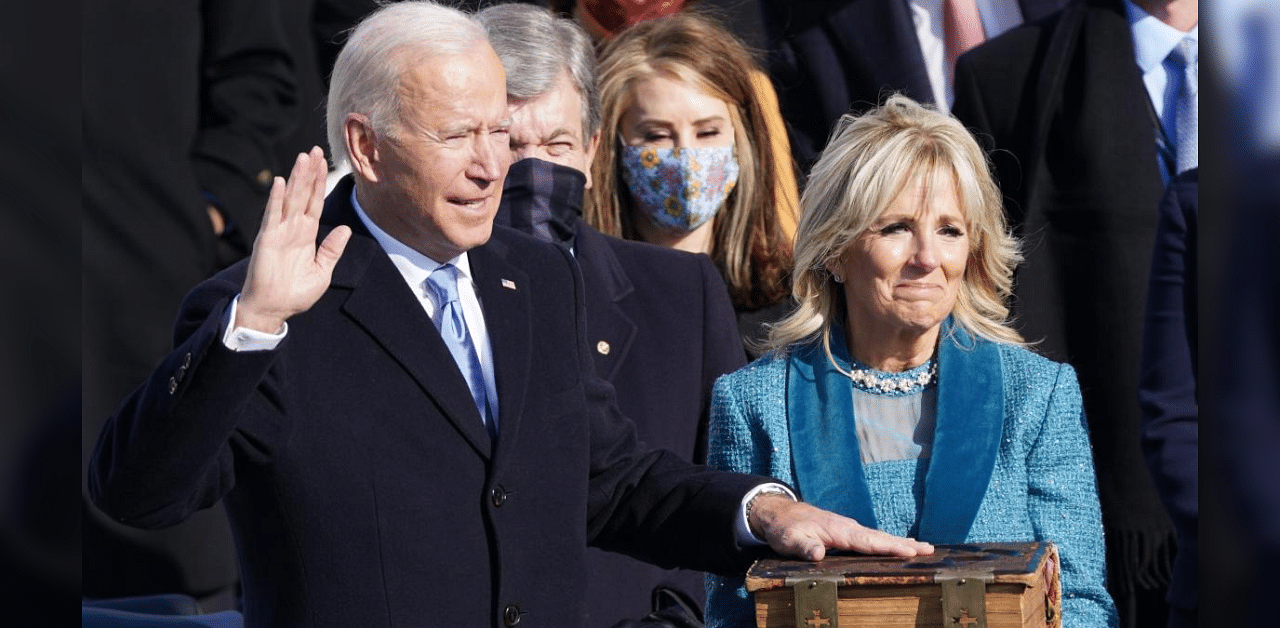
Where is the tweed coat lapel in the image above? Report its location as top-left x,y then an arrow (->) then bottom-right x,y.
573,222 -> 637,382
322,179 -> 493,459
467,229 -> 532,461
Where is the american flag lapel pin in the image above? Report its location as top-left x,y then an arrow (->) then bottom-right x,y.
501,279 -> 517,290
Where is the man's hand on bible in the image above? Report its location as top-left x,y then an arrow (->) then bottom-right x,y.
747,493 -> 934,561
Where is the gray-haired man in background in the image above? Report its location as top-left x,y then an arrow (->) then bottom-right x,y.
476,4 -> 747,624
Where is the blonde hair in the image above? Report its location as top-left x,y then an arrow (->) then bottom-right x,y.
764,94 -> 1024,355
586,12 -> 792,310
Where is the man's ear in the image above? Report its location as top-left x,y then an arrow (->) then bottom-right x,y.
583,131 -> 601,190
345,114 -> 379,183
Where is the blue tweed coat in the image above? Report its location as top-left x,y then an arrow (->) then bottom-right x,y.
704,329 -> 1118,628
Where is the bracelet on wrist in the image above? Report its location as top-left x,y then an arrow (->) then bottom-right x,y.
746,486 -> 792,536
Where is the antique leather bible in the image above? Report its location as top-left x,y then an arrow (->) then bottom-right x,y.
745,542 -> 1061,628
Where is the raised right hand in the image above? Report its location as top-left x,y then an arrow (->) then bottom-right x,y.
237,147 -> 352,333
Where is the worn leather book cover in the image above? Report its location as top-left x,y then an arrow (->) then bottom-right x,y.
745,541 -> 1061,628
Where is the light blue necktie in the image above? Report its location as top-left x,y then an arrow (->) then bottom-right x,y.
1170,36 -> 1198,174
426,264 -> 495,440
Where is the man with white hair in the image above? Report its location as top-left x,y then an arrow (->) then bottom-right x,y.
88,3 -> 932,627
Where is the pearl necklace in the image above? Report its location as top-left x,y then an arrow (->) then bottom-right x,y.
844,360 -> 938,395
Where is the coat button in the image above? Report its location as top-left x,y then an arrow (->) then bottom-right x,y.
182,353 -> 192,368
503,604 -> 521,626
168,377 -> 178,394
255,168 -> 273,186
491,487 -> 507,507
596,340 -> 610,355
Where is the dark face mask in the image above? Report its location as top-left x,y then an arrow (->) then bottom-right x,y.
497,158 -> 587,250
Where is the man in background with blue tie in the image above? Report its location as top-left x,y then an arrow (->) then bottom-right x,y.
87,3 -> 933,627
951,1 -> 1195,627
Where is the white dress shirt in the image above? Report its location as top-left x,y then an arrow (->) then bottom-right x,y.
908,0 -> 1026,110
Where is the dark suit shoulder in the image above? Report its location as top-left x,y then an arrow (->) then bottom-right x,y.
952,4 -> 1066,138
490,224 -> 576,267
959,4 -> 1066,71
576,221 -> 723,289
578,220 -> 695,262
597,228 -> 712,272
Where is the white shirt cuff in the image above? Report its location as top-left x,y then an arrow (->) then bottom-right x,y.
735,483 -> 797,546
222,295 -> 287,352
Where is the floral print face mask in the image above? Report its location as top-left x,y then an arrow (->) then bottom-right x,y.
618,145 -> 740,232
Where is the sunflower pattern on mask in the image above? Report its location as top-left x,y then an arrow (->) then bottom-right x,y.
620,144 -> 740,233
640,147 -> 661,168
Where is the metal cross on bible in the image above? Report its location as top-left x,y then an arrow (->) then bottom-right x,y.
955,608 -> 979,628
805,609 -> 830,628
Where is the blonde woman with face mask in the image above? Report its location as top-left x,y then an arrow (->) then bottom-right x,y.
587,12 -> 795,357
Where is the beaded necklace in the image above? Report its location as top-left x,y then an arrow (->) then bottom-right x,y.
843,359 -> 938,396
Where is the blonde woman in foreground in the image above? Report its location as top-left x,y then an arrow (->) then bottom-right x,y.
703,95 -> 1118,628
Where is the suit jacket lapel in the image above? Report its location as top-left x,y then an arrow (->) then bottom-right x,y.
1083,0 -> 1163,182
917,321 -> 1004,543
1026,0 -> 1085,214
324,181 -> 493,459
468,230 -> 531,461
1028,0 -> 1161,212
574,223 -> 636,382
